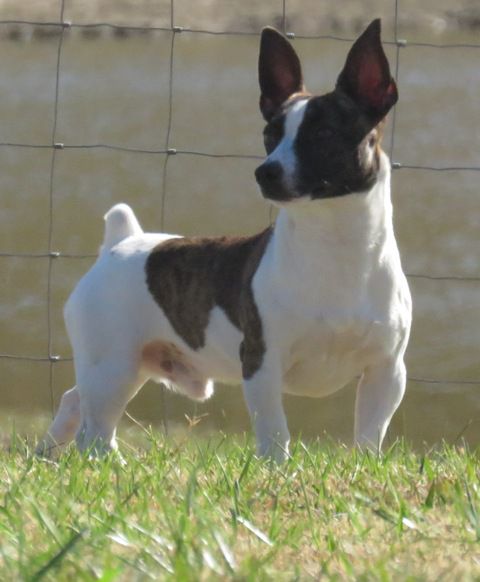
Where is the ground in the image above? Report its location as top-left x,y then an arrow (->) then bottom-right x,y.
1,428 -> 479,580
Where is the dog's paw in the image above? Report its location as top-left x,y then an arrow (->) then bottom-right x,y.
35,435 -> 61,459
256,440 -> 290,464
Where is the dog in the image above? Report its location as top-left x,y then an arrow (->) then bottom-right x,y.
37,19 -> 411,462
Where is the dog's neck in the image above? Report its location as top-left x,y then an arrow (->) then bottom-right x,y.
269,152 -> 395,300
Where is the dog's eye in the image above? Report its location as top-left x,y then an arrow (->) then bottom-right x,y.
264,134 -> 278,154
263,125 -> 283,153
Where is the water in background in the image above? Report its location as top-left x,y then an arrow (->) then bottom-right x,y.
0,32 -> 479,446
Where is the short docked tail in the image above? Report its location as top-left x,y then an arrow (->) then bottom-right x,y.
102,203 -> 143,250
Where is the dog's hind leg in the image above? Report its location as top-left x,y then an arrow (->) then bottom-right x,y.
36,386 -> 81,456
75,359 -> 146,456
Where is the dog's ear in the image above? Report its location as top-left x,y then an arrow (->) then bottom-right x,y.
336,19 -> 397,122
259,27 -> 304,121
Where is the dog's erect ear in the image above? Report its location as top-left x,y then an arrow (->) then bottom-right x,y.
259,27 -> 304,121
336,19 -> 398,122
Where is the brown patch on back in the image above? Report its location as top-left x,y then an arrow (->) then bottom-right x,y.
145,228 -> 272,380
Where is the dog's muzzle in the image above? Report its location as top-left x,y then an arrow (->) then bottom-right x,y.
255,161 -> 292,202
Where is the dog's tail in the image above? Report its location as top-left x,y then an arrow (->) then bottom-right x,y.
102,203 -> 143,250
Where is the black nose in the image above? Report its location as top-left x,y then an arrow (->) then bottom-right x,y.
255,161 -> 283,187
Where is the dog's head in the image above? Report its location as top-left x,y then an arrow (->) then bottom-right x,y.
255,19 -> 397,205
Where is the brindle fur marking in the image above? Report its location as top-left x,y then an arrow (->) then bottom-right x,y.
145,228 -> 272,379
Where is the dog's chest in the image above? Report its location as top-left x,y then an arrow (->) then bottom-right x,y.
280,311 -> 388,397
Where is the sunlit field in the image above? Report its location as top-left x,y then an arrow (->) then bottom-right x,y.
1,429 -> 479,580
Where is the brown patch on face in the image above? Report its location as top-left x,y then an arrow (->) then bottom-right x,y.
293,91 -> 387,199
362,125 -> 383,178
285,91 -> 312,105
145,228 -> 272,380
372,119 -> 386,161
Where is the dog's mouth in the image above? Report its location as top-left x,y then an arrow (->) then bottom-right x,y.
258,182 -> 296,203
255,165 -> 338,204
303,179 -> 334,198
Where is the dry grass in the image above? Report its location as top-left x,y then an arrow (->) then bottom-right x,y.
1,431 -> 480,580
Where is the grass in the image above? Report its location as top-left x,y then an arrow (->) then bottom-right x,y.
0,428 -> 479,581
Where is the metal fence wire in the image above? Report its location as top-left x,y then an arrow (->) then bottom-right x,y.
0,0 -> 480,428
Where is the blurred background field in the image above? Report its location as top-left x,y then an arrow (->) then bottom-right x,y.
0,1 -> 479,446
0,0 -> 480,37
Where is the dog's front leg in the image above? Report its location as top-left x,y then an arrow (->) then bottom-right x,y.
354,357 -> 407,451
242,354 -> 289,463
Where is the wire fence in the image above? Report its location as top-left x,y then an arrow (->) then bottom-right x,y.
1,0 -> 480,427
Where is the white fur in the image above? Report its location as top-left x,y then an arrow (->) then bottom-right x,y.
37,148 -> 411,461
248,152 -> 411,458
102,203 -> 143,250
266,99 -> 308,187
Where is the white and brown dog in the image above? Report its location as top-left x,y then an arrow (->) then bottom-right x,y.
38,19 -> 411,461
